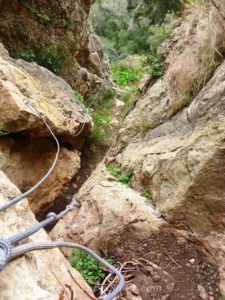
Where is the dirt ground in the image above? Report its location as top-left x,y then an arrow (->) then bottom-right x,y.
110,231 -> 220,300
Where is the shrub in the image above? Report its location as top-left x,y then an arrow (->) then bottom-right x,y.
91,1 -> 177,59
142,190 -> 152,199
19,49 -> 36,62
65,18 -> 73,30
107,165 -> 121,177
106,164 -> 133,185
118,171 -> 133,185
71,250 -> 105,287
73,90 -> 85,105
38,45 -> 65,74
19,45 -> 65,74
88,97 -> 113,146
23,3 -> 51,23
150,56 -> 165,78
111,66 -> 143,87
118,143 -> 126,153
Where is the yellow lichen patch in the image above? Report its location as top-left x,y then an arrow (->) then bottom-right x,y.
38,95 -> 64,129
14,69 -> 39,99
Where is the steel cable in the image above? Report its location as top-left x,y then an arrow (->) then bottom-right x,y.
0,104 -> 60,212
0,99 -> 125,299
10,242 -> 125,300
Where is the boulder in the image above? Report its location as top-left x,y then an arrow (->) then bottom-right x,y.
0,43 -> 91,214
0,43 -> 91,148
0,137 -> 80,214
0,171 -> 93,300
51,164 -> 164,255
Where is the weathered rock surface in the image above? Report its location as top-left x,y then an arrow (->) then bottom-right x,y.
0,43 -> 91,148
51,164 -> 164,255
0,171 -> 93,300
0,137 -> 80,214
117,62 -> 225,234
52,59 -> 225,294
0,43 -> 91,214
0,0 -> 108,96
112,61 -> 225,292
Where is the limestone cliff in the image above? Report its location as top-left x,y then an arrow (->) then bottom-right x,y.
0,0 -> 107,96
51,2 -> 225,297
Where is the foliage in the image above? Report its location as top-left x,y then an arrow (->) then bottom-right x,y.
136,0 -> 182,24
73,90 -> 85,105
71,250 -> 105,287
91,0 -> 180,59
106,164 -> 133,185
19,45 -> 65,74
147,17 -> 173,78
107,165 -> 121,177
88,97 -> 113,146
19,49 -> 36,62
119,143 -> 126,153
65,18 -> 73,30
118,171 -> 133,185
111,65 -> 143,87
23,3 -> 51,23
142,190 -> 152,199
38,45 -> 65,74
149,56 -> 165,78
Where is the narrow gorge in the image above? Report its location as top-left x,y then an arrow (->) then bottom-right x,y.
1,1 -> 225,299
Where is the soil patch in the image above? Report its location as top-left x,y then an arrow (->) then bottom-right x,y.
109,231 -> 220,300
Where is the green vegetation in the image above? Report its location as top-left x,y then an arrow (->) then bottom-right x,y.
65,18 -> 73,30
19,49 -> 36,62
149,57 -> 165,78
128,0 -> 182,24
91,0 -> 180,60
19,45 -> 65,74
142,190 -> 152,199
118,143 -> 126,153
88,97 -> 114,146
23,3 -> 51,23
73,90 -> 85,105
38,45 -> 65,74
106,164 -> 133,185
71,250 -> 105,287
219,296 -> 225,300
111,65 -> 143,87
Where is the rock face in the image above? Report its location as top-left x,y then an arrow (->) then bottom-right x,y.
0,43 -> 91,147
0,43 -> 90,214
51,52 -> 225,294
112,61 -> 225,293
51,164 -> 164,255
0,137 -> 80,214
0,0 -> 107,96
0,171 -> 93,300
117,62 -> 225,235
